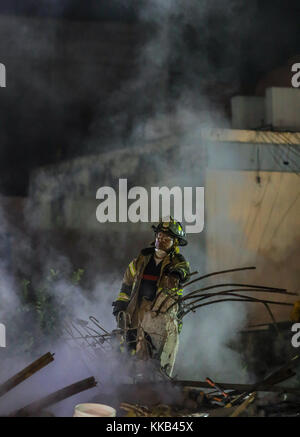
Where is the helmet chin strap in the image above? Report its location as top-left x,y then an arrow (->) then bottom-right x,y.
154,248 -> 167,259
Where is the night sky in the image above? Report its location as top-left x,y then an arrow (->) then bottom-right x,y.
0,0 -> 139,21
0,0 -> 299,196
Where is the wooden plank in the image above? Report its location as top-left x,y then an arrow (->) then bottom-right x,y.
0,352 -> 54,398
9,377 -> 97,417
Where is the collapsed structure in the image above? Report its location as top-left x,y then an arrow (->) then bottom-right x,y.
0,10 -> 299,419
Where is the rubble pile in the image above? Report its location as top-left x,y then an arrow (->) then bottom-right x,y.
113,366 -> 300,417
1,349 -> 300,416
1,265 -> 299,417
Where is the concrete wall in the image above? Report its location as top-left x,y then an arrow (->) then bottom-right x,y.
266,87 -> 300,131
231,87 -> 300,131
231,96 -> 265,129
28,134 -> 206,231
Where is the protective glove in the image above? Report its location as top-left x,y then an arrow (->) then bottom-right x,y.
164,264 -> 183,281
112,300 -> 128,317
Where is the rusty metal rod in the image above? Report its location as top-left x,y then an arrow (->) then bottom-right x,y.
182,282 -> 287,300
263,303 -> 280,334
0,352 -> 54,398
9,376 -> 97,417
183,288 -> 296,302
164,285 -> 292,314
155,269 -> 258,313
243,321 -> 293,330
164,282 -> 288,313
182,298 -> 293,318
151,271 -> 199,310
89,316 -> 110,335
160,283 -> 287,315
182,289 -> 296,308
183,266 -> 257,288
179,288 -> 294,303
187,297 -> 294,311
182,292 -> 289,332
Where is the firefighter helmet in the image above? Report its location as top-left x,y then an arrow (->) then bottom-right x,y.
152,217 -> 188,246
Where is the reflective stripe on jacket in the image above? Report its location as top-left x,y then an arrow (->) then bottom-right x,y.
115,246 -> 190,321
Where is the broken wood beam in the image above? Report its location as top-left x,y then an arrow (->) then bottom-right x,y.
0,352 -> 54,398
175,381 -> 300,394
229,392 -> 256,417
127,380 -> 300,395
256,354 -> 300,389
9,376 -> 97,417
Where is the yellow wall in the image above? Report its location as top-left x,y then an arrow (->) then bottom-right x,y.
205,170 -> 300,324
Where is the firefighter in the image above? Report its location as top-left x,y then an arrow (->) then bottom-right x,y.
112,217 -> 190,376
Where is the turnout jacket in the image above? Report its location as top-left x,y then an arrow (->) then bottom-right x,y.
115,246 -> 190,324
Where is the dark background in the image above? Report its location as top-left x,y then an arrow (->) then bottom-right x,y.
0,0 -> 299,196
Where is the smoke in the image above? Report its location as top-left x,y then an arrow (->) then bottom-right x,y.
1,0 -> 299,417
119,0 -> 252,383
0,194 -> 126,416
175,302 -> 247,382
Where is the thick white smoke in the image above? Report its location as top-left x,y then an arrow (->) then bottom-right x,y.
2,0 -> 287,416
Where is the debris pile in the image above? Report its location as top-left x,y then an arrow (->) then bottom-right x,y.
1,351 -> 300,416
61,265 -> 300,417
112,354 -> 300,417
1,266 -> 299,417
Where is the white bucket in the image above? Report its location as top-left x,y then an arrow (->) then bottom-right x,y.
73,403 -> 116,417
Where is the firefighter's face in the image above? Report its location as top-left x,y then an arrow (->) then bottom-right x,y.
155,231 -> 174,251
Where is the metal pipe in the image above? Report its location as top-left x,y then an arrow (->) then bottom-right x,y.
182,297 -> 293,318
183,266 -> 257,288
